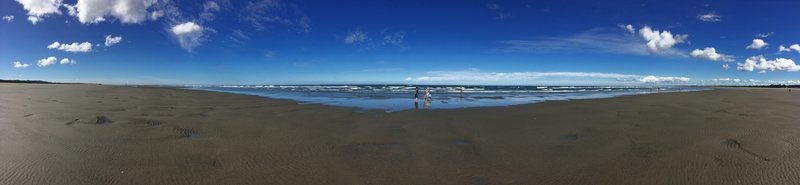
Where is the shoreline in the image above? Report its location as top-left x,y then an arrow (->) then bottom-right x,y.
2,83 -> 800,184
189,85 -> 708,112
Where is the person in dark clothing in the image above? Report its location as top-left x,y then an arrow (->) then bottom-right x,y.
414,87 -> 419,102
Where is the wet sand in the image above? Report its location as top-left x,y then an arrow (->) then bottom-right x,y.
1,83 -> 799,184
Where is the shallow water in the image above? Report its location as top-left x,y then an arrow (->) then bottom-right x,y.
191,85 -> 705,112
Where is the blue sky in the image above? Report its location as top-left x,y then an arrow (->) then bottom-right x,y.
1,0 -> 799,85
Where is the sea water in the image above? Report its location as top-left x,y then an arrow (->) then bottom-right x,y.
191,85 -> 705,112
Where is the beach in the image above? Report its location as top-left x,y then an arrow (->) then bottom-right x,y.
1,83 -> 799,184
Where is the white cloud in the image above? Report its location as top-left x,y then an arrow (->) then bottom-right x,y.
59,58 -> 76,64
63,3 -> 77,16
407,69 -> 689,85
778,44 -> 800,53
27,16 -> 42,24
171,21 -> 204,52
37,56 -> 58,67
689,47 -> 734,62
622,24 -> 635,34
746,39 -> 768,50
639,26 -> 688,53
638,75 -> 690,83
779,45 -> 791,52
712,78 -> 731,82
74,0 -> 159,24
722,63 -> 730,70
697,12 -> 721,22
345,29 -> 368,44
104,35 -> 122,47
13,61 -> 30,68
756,32 -> 773,38
737,56 -> 800,72
382,31 -> 406,47
47,41 -> 93,52
14,0 -> 63,24
2,15 -> 14,22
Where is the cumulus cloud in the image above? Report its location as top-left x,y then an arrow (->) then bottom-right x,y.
722,63 -> 730,70
73,0 -> 159,24
14,0 -> 63,24
13,61 -> 30,68
345,29 -> 368,44
778,44 -> 800,54
697,12 -> 721,22
746,39 -> 768,49
37,56 -> 58,67
689,47 -> 734,62
638,75 -> 690,83
171,21 -> 204,52
47,41 -> 93,52
639,26 -> 688,53
2,15 -> 14,22
737,56 -> 800,72
59,58 -> 76,64
104,35 -> 122,47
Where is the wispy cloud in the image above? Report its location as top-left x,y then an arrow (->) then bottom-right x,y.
500,26 -> 687,56
697,12 -> 721,22
755,32 -> 774,38
362,68 -> 403,72
486,3 -> 512,20
406,69 -> 690,85
344,28 -> 368,44
500,28 -> 648,55
242,0 -> 310,33
382,31 -> 406,48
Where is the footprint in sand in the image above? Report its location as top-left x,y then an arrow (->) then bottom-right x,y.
65,119 -> 80,125
95,116 -> 113,124
722,139 -> 770,161
559,134 -> 578,144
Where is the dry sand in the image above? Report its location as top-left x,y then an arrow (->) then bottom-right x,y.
1,83 -> 799,184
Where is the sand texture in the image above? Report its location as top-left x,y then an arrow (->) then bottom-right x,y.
1,83 -> 800,184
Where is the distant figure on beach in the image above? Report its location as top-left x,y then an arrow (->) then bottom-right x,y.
414,87 -> 419,102
425,87 -> 432,101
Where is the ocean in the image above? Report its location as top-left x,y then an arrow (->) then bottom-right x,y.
191,85 -> 705,112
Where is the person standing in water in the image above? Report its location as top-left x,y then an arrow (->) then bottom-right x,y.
414,87 -> 419,102
425,87 -> 432,101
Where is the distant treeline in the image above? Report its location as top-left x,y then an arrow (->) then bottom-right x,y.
717,84 -> 800,88
0,79 -> 54,84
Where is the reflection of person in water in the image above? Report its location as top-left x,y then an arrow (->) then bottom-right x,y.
414,101 -> 419,109
423,97 -> 431,109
